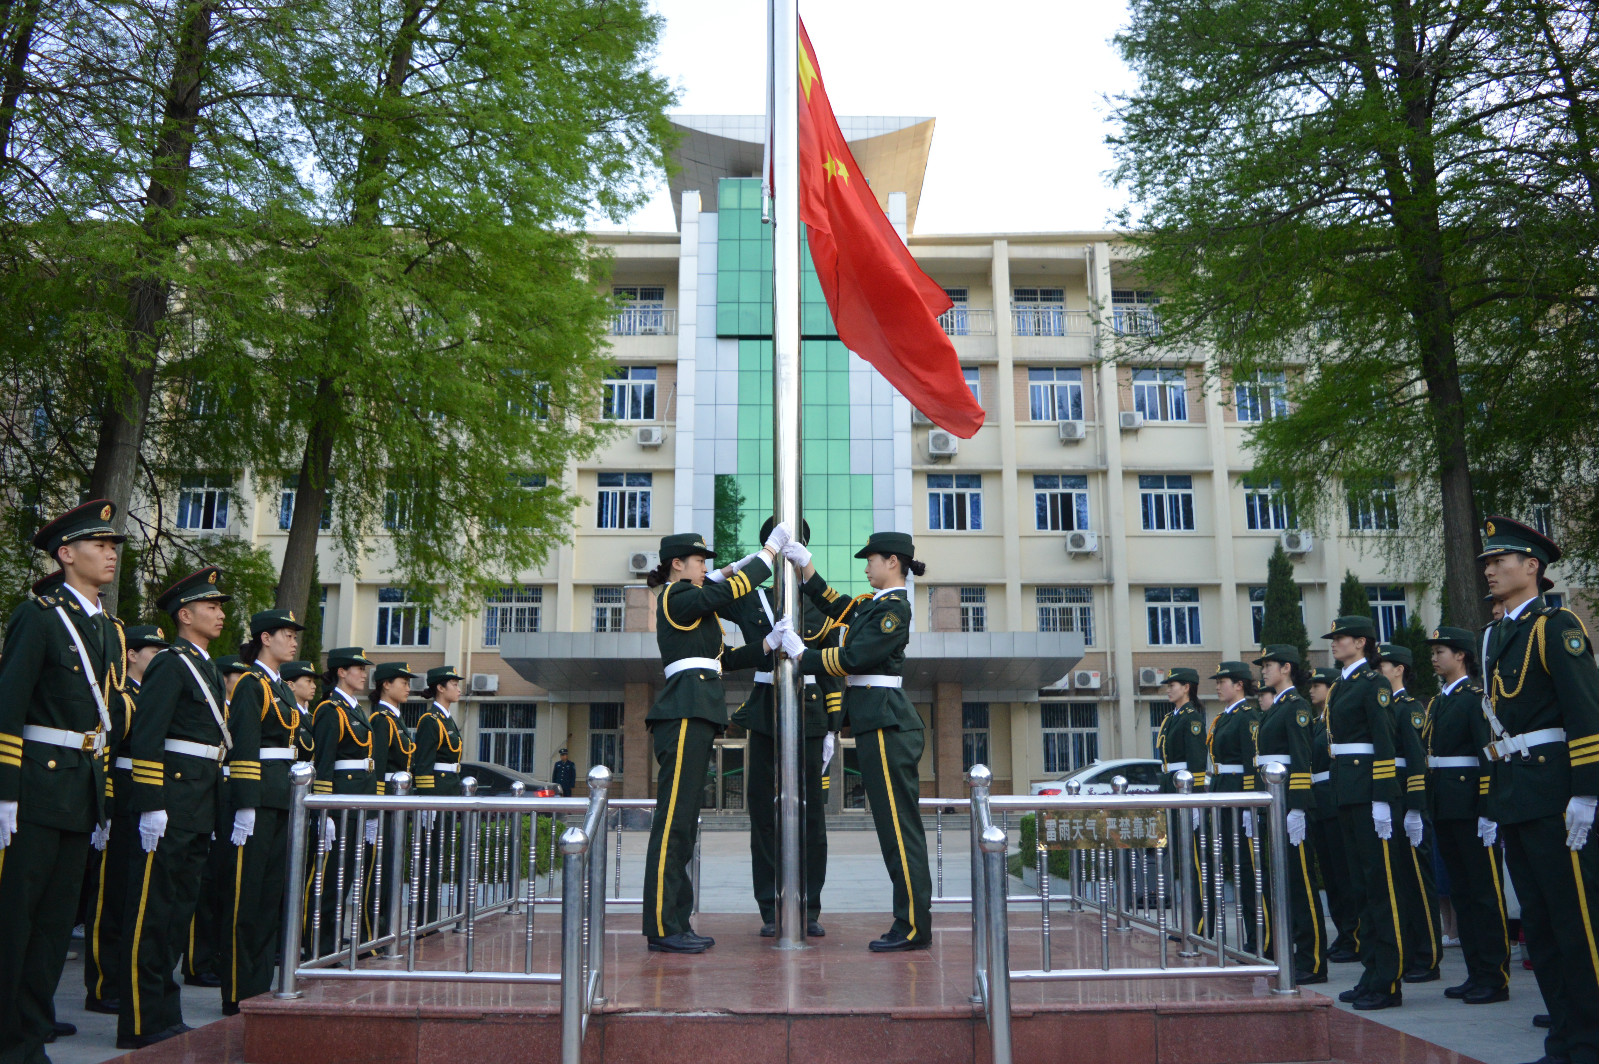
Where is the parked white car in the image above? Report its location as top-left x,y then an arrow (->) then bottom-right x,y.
1028,758 -> 1163,796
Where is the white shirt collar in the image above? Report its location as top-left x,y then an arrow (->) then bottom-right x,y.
378,699 -> 401,715
433,700 -> 451,720
1392,687 -> 1406,697
63,582 -> 102,617
1269,687 -> 1291,707
336,687 -> 360,707
1442,675 -> 1468,696
256,661 -> 281,682
1505,596 -> 1538,621
873,586 -> 906,600
1222,698 -> 1245,714
1340,658 -> 1364,680
191,641 -> 211,661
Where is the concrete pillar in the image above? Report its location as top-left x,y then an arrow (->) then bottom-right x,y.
1204,357 -> 1241,659
622,682 -> 652,799
933,681 -> 964,799
991,242 -> 1024,632
1090,242 -> 1135,760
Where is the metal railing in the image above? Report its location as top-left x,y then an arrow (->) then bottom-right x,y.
964,763 -> 1298,1064
1012,306 -> 1093,336
938,306 -> 994,336
277,763 -> 620,1064
610,306 -> 677,336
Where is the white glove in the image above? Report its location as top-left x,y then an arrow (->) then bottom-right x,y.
764,616 -> 793,653
364,817 -> 379,846
1371,801 -> 1392,840
1404,809 -> 1424,848
822,732 -> 836,769
731,551 -> 761,572
1191,808 -> 1203,830
1241,809 -> 1255,839
1286,808 -> 1306,846
421,809 -> 438,830
705,565 -> 727,583
0,800 -> 14,849
1477,817 -> 1497,847
780,625 -> 806,659
1567,796 -> 1597,851
320,815 -> 337,853
231,808 -> 257,847
138,810 -> 169,853
763,521 -> 792,555
91,822 -> 110,851
782,539 -> 812,569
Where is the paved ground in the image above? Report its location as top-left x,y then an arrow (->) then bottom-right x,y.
44,828 -> 1551,1064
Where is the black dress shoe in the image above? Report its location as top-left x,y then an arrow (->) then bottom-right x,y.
647,933 -> 708,954
222,1002 -> 241,1017
807,920 -> 825,937
1533,1014 -> 1552,1029
184,971 -> 222,988
84,995 -> 120,1014
683,929 -> 715,947
1444,980 -> 1475,999
759,922 -> 776,938
1337,987 -> 1366,1003
1463,985 -> 1508,1005
1352,989 -> 1402,1010
1294,970 -> 1328,985
1402,968 -> 1441,983
52,1021 -> 77,1037
868,933 -> 929,953
1328,948 -> 1360,963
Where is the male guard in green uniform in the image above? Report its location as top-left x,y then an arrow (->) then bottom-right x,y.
1476,517 -> 1599,1064
1377,643 -> 1443,984
118,566 -> 230,1049
1157,668 -> 1209,934
0,501 -> 125,1063
1207,661 -> 1264,954
413,666 -> 466,926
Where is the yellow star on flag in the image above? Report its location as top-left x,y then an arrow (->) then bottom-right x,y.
824,151 -> 848,183
799,41 -> 818,101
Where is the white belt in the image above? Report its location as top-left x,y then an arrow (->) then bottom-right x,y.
1330,743 -> 1375,756
1213,763 -> 1244,774
260,747 -> 295,760
1164,761 -> 1188,772
1311,771 -> 1330,784
1255,754 -> 1291,766
753,671 -> 817,685
114,756 -> 133,771
1429,756 -> 1479,769
433,763 -> 460,774
22,725 -> 104,754
334,758 -> 374,771
664,657 -> 721,679
1483,728 -> 1566,762
221,766 -> 230,778
165,738 -> 224,762
845,674 -> 902,688
1393,757 -> 1407,768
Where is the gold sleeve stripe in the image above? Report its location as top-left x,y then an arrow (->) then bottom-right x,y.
1571,753 -> 1599,768
0,755 -> 21,768
415,775 -> 434,788
230,760 -> 261,769
823,587 -> 840,603
132,759 -> 163,771
1570,735 -> 1599,751
313,781 -> 332,794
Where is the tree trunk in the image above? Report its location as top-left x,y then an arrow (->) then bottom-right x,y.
0,0 -> 42,162
275,377 -> 339,620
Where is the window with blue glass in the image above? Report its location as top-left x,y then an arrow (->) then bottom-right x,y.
929,474 -> 983,531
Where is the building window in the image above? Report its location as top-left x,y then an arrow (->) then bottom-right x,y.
597,472 -> 652,529
593,587 -> 625,633
1367,585 -> 1407,641
1531,502 -> 1553,537
928,473 -> 983,531
278,479 -> 332,532
375,588 -> 431,647
959,587 -> 987,633
941,288 -> 970,335
1547,592 -> 1565,609
602,366 -> 657,421
1013,286 -> 1066,336
1248,585 -> 1304,645
589,703 -> 623,772
963,366 -> 980,405
1146,586 -> 1202,646
1347,477 -> 1400,531
1037,586 -> 1094,645
1149,701 -> 1175,759
484,586 -> 542,647
1041,702 -> 1100,774
478,703 -> 539,774
1132,369 -> 1187,421
961,702 -> 991,771
1235,370 -> 1289,423
1034,474 -> 1090,532
383,488 -> 417,531
611,286 -> 666,335
177,475 -> 230,531
505,371 -> 549,420
1111,289 -> 1160,335
1028,367 -> 1083,421
1242,478 -> 1295,530
317,585 -> 327,629
1139,474 -> 1195,531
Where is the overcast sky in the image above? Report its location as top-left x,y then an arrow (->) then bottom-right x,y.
595,1 -> 1139,236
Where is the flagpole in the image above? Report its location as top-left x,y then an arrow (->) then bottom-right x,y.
770,0 -> 806,950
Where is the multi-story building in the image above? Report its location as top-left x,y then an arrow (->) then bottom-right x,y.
182,115 -> 1589,808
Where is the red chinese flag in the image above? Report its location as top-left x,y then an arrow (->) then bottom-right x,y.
795,21 -> 984,438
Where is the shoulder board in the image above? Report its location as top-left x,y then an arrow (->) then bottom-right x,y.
31,591 -> 59,609
1466,681 -> 1484,694
1538,604 -> 1560,617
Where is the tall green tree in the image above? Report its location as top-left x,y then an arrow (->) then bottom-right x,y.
1391,613 -> 1440,701
1338,571 -> 1368,622
1259,543 -> 1310,665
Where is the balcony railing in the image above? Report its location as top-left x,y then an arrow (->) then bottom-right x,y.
609,306 -> 676,336
1112,308 -> 1161,336
1012,306 -> 1093,337
938,306 -> 994,336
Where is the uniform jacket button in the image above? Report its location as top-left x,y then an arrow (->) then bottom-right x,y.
47,759 -> 56,769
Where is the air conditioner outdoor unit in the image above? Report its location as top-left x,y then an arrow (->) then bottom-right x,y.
912,408 -> 933,426
628,550 -> 659,575
1057,419 -> 1086,442
408,675 -> 426,693
927,430 -> 959,458
1119,410 -> 1145,432
1065,530 -> 1099,554
1138,666 -> 1165,689
470,673 -> 498,695
1281,529 -> 1314,555
1072,669 -> 1102,690
635,426 -> 665,448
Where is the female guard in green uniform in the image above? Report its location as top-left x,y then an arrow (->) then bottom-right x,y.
1378,644 -> 1443,984
1208,661 -> 1264,954
367,662 -> 416,939
413,666 -> 466,926
1157,668 -> 1209,934
792,531 -> 931,952
1308,666 -> 1360,962
641,528 -> 782,953
309,647 -> 376,955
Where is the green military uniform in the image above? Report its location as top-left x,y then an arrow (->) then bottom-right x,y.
1155,669 -> 1209,934
802,531 -> 931,952
308,648 -> 378,955
413,667 -> 466,927
1475,518 -> 1599,1063
1250,646 -> 1325,980
117,567 -> 230,1046
1323,616 -> 1407,1009
1206,662 -> 1265,954
180,657 -> 248,991
0,502 -> 124,1063
642,533 -> 773,951
1422,627 -> 1509,1002
1377,644 -> 1443,983
84,625 -> 167,1015
217,610 -> 306,1013
278,660 -> 320,953
368,662 -> 417,939
1308,668 -> 1360,961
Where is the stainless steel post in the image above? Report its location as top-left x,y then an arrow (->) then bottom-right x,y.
387,772 -> 412,957
966,766 -> 992,1004
409,795 -> 425,972
508,782 -> 525,915
276,764 -> 313,998
980,824 -> 1013,1064
558,827 -> 589,1064
1038,840 -> 1051,971
691,814 -> 703,915
1262,764 -> 1298,995
347,809 -> 366,969
1174,771 -> 1199,958
1111,776 -> 1131,931
584,767 -> 611,1005
1065,779 -> 1084,912
462,776 -> 479,967
769,0 -> 806,951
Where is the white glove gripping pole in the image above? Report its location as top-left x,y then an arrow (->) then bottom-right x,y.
781,539 -> 812,569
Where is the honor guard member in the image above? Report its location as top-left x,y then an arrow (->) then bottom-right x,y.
1207,661 -> 1266,954
795,531 -> 932,952
641,527 -> 781,953
1308,667 -> 1360,964
180,655 -> 249,992
1476,517 -> 1599,1064
1423,626 -> 1510,1005
218,609 -> 304,1015
309,647 -> 377,955
1157,668 -> 1210,935
0,502 -> 124,1062
282,661 -> 319,718
1377,643 -> 1443,984
719,517 -> 839,938
413,666 -> 466,927
84,624 -> 168,1016
1252,646 -> 1326,982
118,565 -> 231,1049
366,661 -> 415,939
1324,615 -> 1407,1012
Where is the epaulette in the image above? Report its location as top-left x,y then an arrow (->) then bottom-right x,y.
1466,681 -> 1484,694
